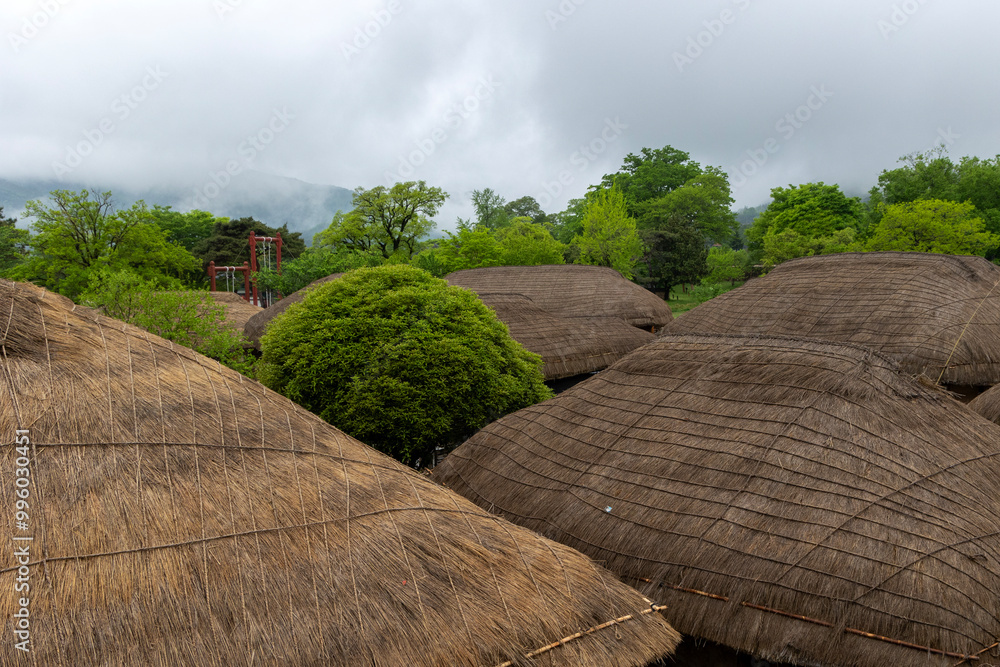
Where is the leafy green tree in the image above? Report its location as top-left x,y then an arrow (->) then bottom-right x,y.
150,206 -> 228,251
503,196 -> 547,225
865,200 -> 999,255
431,227 -> 504,273
80,268 -> 256,374
254,245 -> 384,295
471,188 -> 509,230
13,190 -> 198,298
0,206 -> 29,274
634,167 -> 737,244
496,219 -> 565,266
871,149 -> 961,208
319,181 -> 446,260
749,183 -> 865,243
956,155 -> 1000,234
257,265 -> 551,466
571,185 -> 644,279
704,246 -> 748,285
639,222 -> 707,294
600,145 -> 703,207
192,216 -> 305,270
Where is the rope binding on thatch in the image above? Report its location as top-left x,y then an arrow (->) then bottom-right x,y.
494,603 -> 669,667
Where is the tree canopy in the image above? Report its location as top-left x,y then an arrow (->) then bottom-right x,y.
865,200 -> 999,255
571,185 -> 644,279
0,206 -> 29,274
149,206 -> 228,251
192,216 -> 305,271
318,181 -> 446,259
12,189 -> 198,298
257,265 -> 551,466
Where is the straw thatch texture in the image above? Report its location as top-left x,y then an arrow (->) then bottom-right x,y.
433,334 -> 1000,667
0,279 -> 681,666
968,383 -> 1000,424
662,252 -> 1000,386
207,290 -> 261,333
244,273 -> 344,347
478,293 -> 654,380
446,265 -> 673,331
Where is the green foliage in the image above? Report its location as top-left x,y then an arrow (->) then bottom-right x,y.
254,245 -> 384,294
319,181 -> 446,260
495,219 -> 565,266
431,227 -> 504,273
761,227 -> 862,269
149,206 -> 227,251
704,246 -> 749,284
0,206 -> 29,274
872,149 -> 961,207
415,220 -> 565,276
634,167 -> 738,244
13,189 -> 199,298
600,145 -> 703,206
257,265 -> 551,465
80,268 -> 257,375
571,185 -> 644,279
639,222 -> 707,293
865,200 -> 999,255
503,196 -> 547,225
748,182 -> 865,247
471,188 -> 509,230
192,216 -> 305,271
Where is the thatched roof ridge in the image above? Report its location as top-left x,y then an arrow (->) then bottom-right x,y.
477,292 -> 654,380
244,272 -> 344,347
446,265 -> 673,330
433,333 -> 1000,667
663,251 -> 1000,385
0,278 -> 680,665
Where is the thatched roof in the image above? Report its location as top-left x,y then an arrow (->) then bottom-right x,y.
244,273 -> 344,347
968,383 -> 1000,423
433,334 -> 1000,667
663,251 -> 1000,386
446,265 -> 673,331
0,278 -> 680,665
207,290 -> 261,332
478,292 -> 654,380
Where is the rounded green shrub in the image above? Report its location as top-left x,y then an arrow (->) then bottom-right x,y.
257,264 -> 552,465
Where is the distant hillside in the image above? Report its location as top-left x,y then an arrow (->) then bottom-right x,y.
0,171 -> 354,245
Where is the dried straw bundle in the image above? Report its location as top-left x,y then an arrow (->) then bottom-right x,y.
663,251 -> 1000,386
433,334 -> 1000,667
446,265 -> 673,331
477,293 -> 654,380
0,279 -> 680,666
968,383 -> 1000,424
243,273 -> 343,347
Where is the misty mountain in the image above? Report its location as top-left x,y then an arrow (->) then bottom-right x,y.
0,171 -> 355,245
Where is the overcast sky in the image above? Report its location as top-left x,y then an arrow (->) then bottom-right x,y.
2,0 -> 998,228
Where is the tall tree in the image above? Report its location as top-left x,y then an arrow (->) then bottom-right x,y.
634,167 -> 738,244
150,206 -> 228,251
571,185 -> 644,279
503,196 -> 547,225
13,190 -> 198,298
746,182 -> 865,258
320,181 -> 446,259
0,206 -> 29,273
471,188 -> 509,230
865,200 -> 999,255
600,146 -> 703,207
638,222 -> 707,294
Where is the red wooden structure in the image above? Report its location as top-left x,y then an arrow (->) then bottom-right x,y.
207,232 -> 283,306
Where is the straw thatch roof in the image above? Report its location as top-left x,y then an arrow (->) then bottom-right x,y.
662,251 -> 1000,386
433,334 -> 1000,667
0,278 -> 681,666
968,383 -> 1000,424
478,293 -> 654,380
244,273 -> 344,347
446,265 -> 673,331
207,290 -> 262,332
